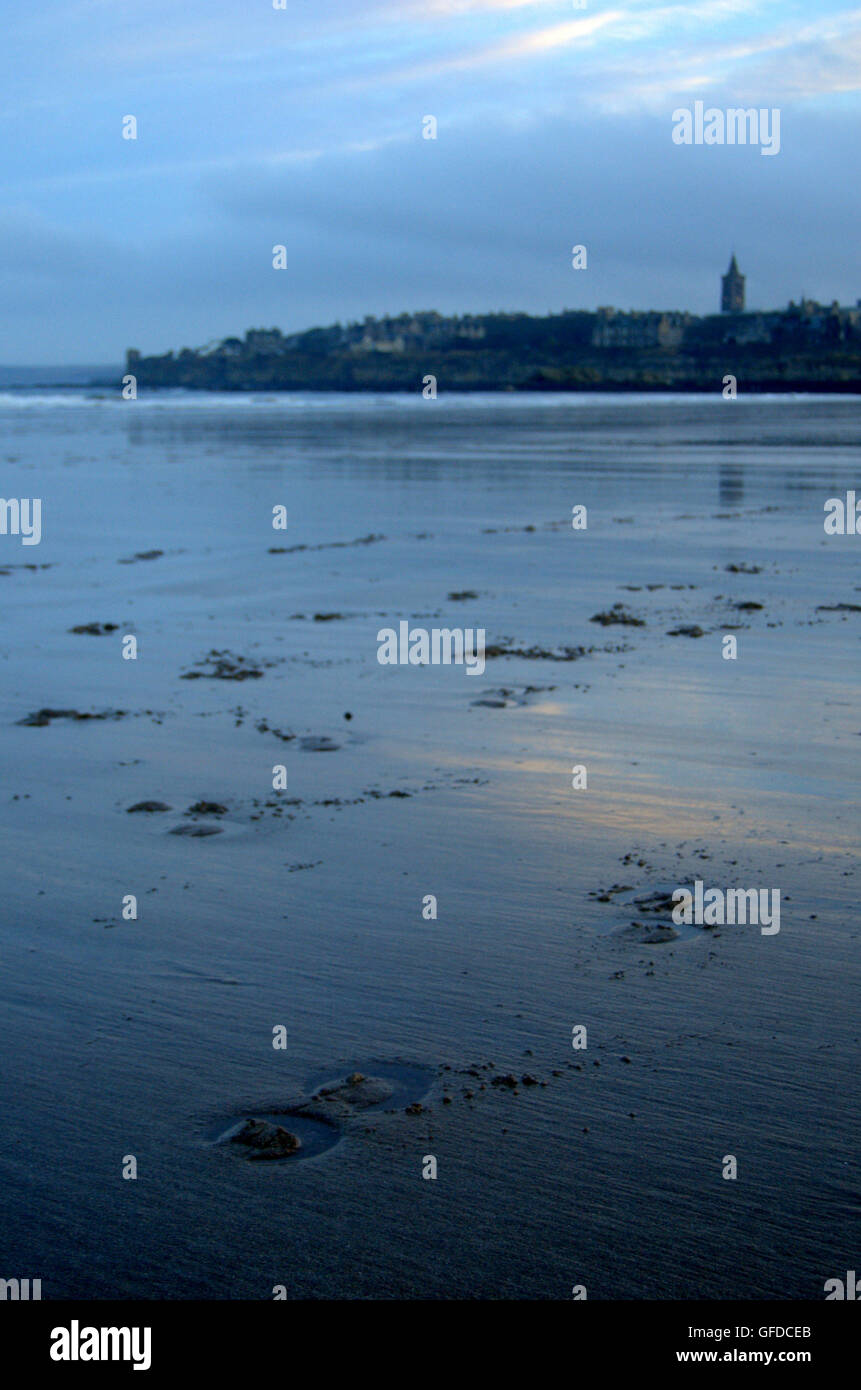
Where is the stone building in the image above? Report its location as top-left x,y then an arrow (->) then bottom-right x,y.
591,308 -> 692,348
721,254 -> 745,313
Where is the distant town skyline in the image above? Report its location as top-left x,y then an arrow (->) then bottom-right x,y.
131,257 -> 861,356
2,1 -> 859,364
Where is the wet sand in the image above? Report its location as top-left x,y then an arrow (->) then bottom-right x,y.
0,391 -> 858,1298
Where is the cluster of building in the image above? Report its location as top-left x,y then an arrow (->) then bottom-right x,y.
126,258 -> 861,373
588,258 -> 860,349
718,254 -> 860,340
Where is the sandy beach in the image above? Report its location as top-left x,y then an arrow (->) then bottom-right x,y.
0,390 -> 858,1298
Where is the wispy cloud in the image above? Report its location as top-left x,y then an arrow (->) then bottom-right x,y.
1,0 -> 859,359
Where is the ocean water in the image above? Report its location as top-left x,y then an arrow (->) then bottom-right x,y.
0,390 -> 858,1299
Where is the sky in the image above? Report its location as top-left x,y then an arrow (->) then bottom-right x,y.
1,0 -> 859,363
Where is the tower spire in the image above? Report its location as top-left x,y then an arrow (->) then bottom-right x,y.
721,253 -> 745,313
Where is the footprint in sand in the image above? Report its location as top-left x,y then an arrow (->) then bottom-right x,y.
207,1063 -> 433,1164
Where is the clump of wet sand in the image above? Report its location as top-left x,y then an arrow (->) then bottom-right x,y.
295,1072 -> 395,1122
18,708 -> 128,726
180,650 -> 267,681
590,605 -> 645,628
117,549 -> 164,564
484,642 -> 589,661
230,1119 -> 302,1161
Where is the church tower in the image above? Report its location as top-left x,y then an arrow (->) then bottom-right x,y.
721,254 -> 745,313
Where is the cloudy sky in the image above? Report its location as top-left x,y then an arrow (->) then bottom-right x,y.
2,0 -> 859,362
